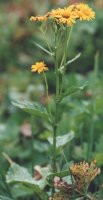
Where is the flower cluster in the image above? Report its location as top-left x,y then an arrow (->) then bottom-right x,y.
30,3 -> 95,74
30,3 -> 95,26
69,160 -> 100,190
49,161 -> 100,200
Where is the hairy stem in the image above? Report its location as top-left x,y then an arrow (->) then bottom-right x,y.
43,72 -> 51,119
52,29 -> 60,173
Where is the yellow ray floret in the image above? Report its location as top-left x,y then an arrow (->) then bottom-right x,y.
47,6 -> 78,26
31,62 -> 48,74
75,3 -> 95,21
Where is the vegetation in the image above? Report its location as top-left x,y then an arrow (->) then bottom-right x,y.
0,0 -> 103,199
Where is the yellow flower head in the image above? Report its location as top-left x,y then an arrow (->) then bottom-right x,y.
31,62 -> 48,74
30,4 -> 95,25
30,15 -> 47,22
70,160 -> 100,190
47,6 -> 78,26
75,3 -> 95,21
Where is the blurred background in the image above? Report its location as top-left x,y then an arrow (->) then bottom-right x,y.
0,0 -> 103,199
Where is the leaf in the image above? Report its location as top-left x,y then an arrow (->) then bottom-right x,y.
66,52 -> 81,65
0,123 -> 19,142
6,163 -> 47,200
60,82 -> 88,101
47,170 -> 70,180
32,41 -> 53,56
33,140 -> 49,152
59,52 -> 81,72
0,196 -> 13,200
12,100 -> 48,118
48,131 -> 74,149
11,184 -> 33,198
94,153 -> 103,166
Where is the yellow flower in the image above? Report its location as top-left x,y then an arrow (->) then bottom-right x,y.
30,15 -> 47,22
30,4 -> 95,25
47,6 -> 78,26
75,3 -> 95,21
31,62 -> 48,74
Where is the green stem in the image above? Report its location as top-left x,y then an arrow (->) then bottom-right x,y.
67,26 -> 73,47
31,115 -> 34,175
52,26 -> 73,173
60,27 -> 73,95
60,28 -> 67,95
52,29 -> 60,173
87,98 -> 95,161
68,167 -> 76,200
53,100 -> 59,173
61,150 -> 77,200
53,117 -> 57,172
43,72 -> 51,118
60,27 -> 72,70
2,152 -> 13,165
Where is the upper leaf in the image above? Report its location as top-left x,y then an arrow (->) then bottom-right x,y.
32,41 -> 53,56
59,52 -> 81,73
48,131 -> 74,149
60,82 -> 88,101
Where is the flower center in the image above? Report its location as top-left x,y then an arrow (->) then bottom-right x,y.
62,11 -> 70,18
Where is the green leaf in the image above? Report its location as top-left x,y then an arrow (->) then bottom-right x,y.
12,184 -> 33,198
94,153 -> 103,166
0,196 -> 13,200
12,100 -> 48,118
6,163 -> 47,200
32,41 -> 53,56
47,170 -> 70,180
60,82 -> 88,101
48,131 -> 74,149
66,52 -> 81,65
59,52 -> 81,73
